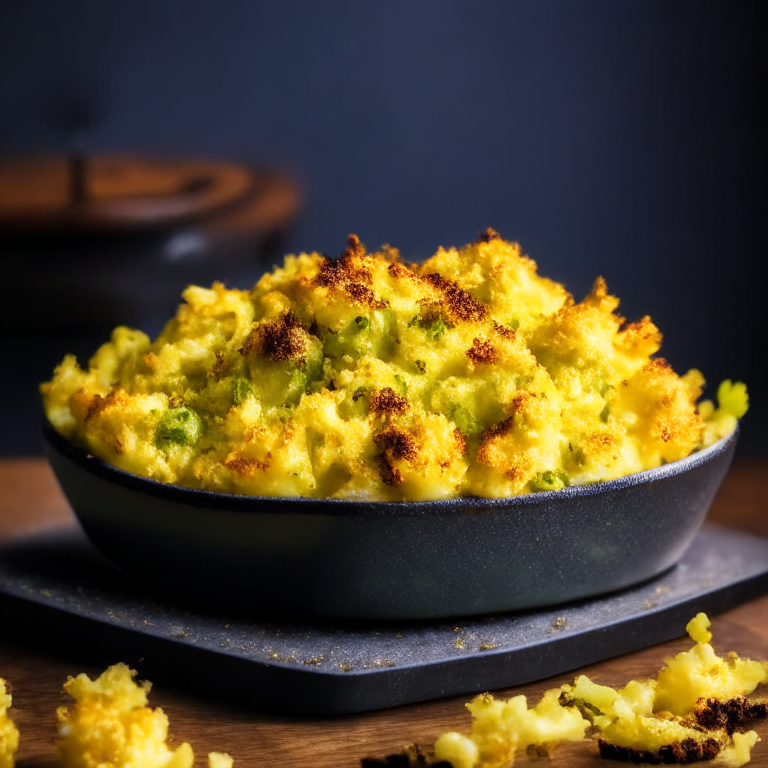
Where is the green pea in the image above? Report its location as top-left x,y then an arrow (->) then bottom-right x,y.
531,470 -> 568,492
423,317 -> 448,341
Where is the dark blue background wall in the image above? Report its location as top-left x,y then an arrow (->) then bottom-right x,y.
1,1 -> 764,452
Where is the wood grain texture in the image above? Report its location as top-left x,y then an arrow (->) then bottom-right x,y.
1,458 -> 767,768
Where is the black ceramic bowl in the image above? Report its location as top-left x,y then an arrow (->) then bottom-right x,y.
44,423 -> 737,620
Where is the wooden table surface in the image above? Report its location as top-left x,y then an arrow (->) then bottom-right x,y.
1,457 -> 767,768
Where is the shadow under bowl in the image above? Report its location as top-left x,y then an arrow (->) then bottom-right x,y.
44,423 -> 737,620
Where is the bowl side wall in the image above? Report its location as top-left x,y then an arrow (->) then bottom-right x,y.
45,432 -> 737,619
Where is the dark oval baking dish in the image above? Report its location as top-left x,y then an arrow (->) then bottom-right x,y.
43,422 -> 737,620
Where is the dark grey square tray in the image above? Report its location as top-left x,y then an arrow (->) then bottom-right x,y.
1,523 -> 767,715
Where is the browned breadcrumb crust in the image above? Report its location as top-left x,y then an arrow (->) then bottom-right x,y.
370,387 -> 410,416
239,311 -> 309,364
373,427 -> 418,462
694,696 -> 768,736
477,391 -> 537,452
211,350 -> 227,380
422,272 -> 487,323
617,316 -> 660,343
387,261 -> 416,280
224,454 -> 272,476
492,320 -> 516,338
314,234 -> 389,309
466,337 -> 498,365
645,357 -> 674,377
593,697 -> 768,765
376,454 -> 403,486
475,226 -> 501,243
84,388 -> 126,422
453,427 -> 467,453
597,736 -> 721,764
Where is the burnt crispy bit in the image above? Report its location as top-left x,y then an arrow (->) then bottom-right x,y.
453,427 -> 467,454
225,454 -> 272,476
643,357 -> 674,376
493,320 -> 516,339
370,387 -> 410,416
344,232 -> 366,259
466,337 -> 498,365
422,272 -> 487,323
374,427 -> 418,462
598,737 -> 721,764
480,416 -> 514,443
211,350 -> 227,380
695,696 -> 768,736
388,261 -> 415,279
377,455 -> 403,486
85,388 -> 126,422
314,234 -> 389,309
240,312 -> 308,363
475,226 -> 501,243
347,282 -> 388,308
360,756 -> 411,768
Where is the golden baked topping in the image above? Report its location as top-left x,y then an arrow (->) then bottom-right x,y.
41,232 -> 747,500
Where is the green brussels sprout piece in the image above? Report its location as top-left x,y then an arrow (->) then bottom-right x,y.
531,470 -> 568,492
156,407 -> 204,449
451,404 -> 480,437
394,374 -> 408,396
408,315 -> 449,341
423,317 -> 448,341
599,404 -> 610,423
232,376 -> 252,405
414,359 -> 427,375
354,316 -> 370,332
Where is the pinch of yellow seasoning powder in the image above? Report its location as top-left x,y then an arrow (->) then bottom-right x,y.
0,679 -> 19,768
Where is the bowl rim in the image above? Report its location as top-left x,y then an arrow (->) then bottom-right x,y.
43,421 -> 738,516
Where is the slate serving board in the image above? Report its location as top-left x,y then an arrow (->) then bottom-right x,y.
1,523 -> 767,715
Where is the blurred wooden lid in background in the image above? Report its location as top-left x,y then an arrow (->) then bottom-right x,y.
0,154 -> 299,234
0,153 -> 302,333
